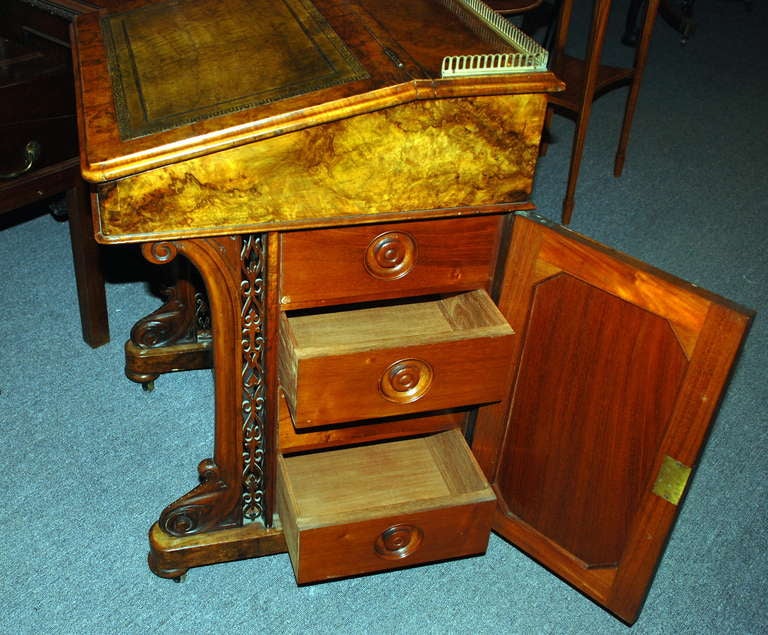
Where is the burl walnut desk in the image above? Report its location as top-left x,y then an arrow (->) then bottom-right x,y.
72,0 -> 752,624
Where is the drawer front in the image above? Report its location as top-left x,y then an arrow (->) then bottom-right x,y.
277,430 -> 497,584
283,339 -> 513,427
1,110 -> 78,175
278,215 -> 503,310
279,291 -> 515,428
291,503 -> 494,583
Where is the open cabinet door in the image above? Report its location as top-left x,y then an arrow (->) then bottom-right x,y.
473,212 -> 752,624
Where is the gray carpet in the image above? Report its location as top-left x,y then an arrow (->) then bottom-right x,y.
2,1 -> 766,633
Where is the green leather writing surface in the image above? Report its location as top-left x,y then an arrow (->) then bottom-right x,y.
103,0 -> 368,139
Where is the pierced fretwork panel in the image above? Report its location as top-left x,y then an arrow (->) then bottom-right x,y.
241,234 -> 267,522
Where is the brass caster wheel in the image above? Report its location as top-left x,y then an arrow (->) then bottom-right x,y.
172,573 -> 187,583
142,380 -> 155,392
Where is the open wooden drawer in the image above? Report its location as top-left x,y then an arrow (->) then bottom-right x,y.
278,289 -> 515,428
276,428 -> 496,583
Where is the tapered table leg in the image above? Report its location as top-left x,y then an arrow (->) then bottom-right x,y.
66,174 -> 110,347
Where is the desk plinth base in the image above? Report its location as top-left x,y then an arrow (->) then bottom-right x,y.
148,522 -> 287,579
125,339 -> 213,389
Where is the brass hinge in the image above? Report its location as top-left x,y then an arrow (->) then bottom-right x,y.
652,455 -> 692,506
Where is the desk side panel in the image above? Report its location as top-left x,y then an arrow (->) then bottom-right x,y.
94,93 -> 546,243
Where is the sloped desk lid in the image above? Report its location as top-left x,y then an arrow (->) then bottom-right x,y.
73,0 -> 560,182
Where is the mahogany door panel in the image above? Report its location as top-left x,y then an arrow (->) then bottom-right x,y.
475,212 -> 752,624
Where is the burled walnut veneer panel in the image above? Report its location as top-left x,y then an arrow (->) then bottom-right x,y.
95,94 -> 546,242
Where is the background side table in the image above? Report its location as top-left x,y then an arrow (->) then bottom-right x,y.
0,0 -> 108,347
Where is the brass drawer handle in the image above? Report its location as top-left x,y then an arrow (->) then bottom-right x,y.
374,524 -> 423,560
364,231 -> 416,280
379,358 -> 433,404
0,140 -> 42,180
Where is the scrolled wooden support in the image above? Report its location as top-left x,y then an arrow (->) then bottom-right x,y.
145,235 -> 265,538
128,241 -> 210,389
129,281 -> 193,349
136,234 -> 269,543
158,459 -> 238,536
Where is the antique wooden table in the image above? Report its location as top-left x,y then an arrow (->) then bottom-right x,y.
72,0 -> 751,624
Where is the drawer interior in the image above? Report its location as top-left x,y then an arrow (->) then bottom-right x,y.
277,428 -> 497,582
281,289 -> 511,355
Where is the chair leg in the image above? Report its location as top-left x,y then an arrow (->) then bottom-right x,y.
614,0 -> 660,177
538,0 -> 566,160
539,104 -> 555,157
621,0 -> 647,46
560,0 -> 612,225
66,177 -> 110,348
658,0 -> 695,44
561,106 -> 593,225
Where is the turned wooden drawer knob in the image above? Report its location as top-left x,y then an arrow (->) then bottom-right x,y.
374,524 -> 423,560
364,231 -> 416,279
379,358 -> 433,403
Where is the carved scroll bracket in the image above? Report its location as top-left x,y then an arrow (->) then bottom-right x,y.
158,459 -> 233,536
142,241 -> 179,265
127,240 -> 214,392
132,242 -> 188,350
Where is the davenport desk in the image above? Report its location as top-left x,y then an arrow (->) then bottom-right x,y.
72,0 -> 752,624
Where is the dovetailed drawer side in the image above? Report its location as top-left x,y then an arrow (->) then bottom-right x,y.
278,215 -> 503,310
278,289 -> 515,428
276,429 -> 497,583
